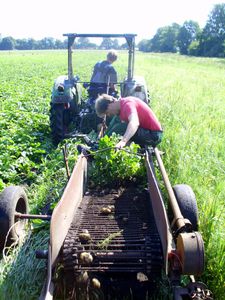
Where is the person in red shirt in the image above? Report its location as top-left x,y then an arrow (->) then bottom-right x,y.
95,94 -> 163,148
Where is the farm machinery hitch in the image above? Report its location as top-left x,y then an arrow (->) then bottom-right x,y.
0,147 -> 213,299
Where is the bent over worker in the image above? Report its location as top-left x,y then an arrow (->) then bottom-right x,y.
95,94 -> 163,148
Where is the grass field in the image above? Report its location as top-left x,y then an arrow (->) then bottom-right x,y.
0,50 -> 224,299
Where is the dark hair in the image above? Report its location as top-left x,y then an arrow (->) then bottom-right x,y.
95,94 -> 114,117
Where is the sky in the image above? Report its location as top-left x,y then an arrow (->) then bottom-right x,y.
0,0 -> 222,42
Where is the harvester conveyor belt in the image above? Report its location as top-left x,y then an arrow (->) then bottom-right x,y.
62,186 -> 163,276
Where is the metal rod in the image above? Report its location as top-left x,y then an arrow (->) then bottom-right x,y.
63,33 -> 137,38
68,37 -> 74,80
154,148 -> 186,230
63,144 -> 70,180
15,213 -> 51,220
128,45 -> 132,80
131,39 -> 135,79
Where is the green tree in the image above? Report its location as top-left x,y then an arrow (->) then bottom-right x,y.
199,3 -> 225,57
120,42 -> 128,50
15,38 -> 37,50
138,39 -> 151,52
188,40 -> 200,56
16,39 -> 29,50
38,37 -> 55,49
111,39 -> 120,49
0,36 -> 15,50
54,39 -> 65,49
177,20 -> 201,55
150,23 -> 181,53
76,37 -> 90,49
100,38 -> 114,49
75,37 -> 97,49
27,38 -> 37,50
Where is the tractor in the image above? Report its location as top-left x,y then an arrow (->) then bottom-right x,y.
49,33 -> 149,144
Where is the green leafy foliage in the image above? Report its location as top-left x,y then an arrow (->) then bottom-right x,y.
89,133 -> 146,187
0,111 -> 51,184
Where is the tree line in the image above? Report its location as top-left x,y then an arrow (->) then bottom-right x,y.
0,36 -> 129,51
138,3 -> 225,57
0,3 -> 224,57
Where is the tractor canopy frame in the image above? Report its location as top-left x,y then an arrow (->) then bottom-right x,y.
63,33 -> 137,81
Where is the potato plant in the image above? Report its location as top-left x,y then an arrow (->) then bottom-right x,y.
89,133 -> 146,187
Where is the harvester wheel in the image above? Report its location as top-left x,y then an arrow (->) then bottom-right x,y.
0,186 -> 28,251
173,184 -> 198,231
50,103 -> 72,144
176,231 -> 204,275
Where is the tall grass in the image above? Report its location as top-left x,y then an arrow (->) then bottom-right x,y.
0,230 -> 49,300
0,50 -> 224,299
136,53 -> 225,297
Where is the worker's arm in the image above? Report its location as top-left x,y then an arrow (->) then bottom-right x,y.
116,113 -> 139,149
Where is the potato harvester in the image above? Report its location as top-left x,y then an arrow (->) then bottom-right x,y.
0,147 -> 213,299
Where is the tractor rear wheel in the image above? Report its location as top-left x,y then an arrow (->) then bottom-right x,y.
173,184 -> 199,231
0,186 -> 28,251
50,103 -> 72,144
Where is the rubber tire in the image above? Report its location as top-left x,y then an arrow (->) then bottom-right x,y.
50,103 -> 72,144
172,184 -> 199,231
0,186 -> 28,251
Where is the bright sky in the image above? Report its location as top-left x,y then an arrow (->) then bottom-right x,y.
0,0 -> 222,42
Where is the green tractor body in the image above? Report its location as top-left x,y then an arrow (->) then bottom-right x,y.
50,75 -> 82,143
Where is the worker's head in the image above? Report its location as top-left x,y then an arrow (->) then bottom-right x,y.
95,94 -> 117,117
107,50 -> 118,63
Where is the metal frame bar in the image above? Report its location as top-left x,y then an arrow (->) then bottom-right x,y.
154,148 -> 187,230
40,155 -> 87,300
63,33 -> 137,39
15,213 -> 51,221
63,33 -> 137,82
145,148 -> 174,274
125,36 -> 135,80
68,36 -> 75,80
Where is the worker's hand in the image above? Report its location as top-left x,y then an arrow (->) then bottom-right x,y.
115,140 -> 126,149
